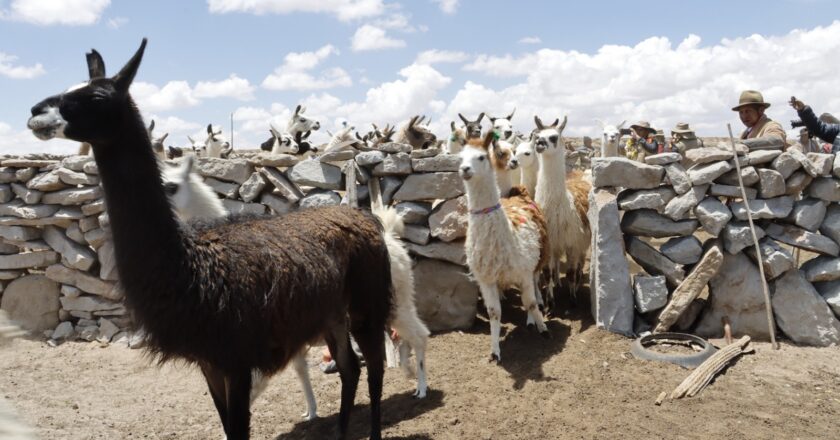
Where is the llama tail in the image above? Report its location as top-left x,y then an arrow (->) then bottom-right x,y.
371,205 -> 405,238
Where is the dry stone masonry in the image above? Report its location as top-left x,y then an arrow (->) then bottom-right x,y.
590,142 -> 840,346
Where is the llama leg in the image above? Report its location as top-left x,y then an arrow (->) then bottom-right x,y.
249,370 -> 269,405
384,330 -> 398,368
291,352 -> 318,421
478,282 -> 503,362
325,323 -> 360,440
394,317 -> 429,398
352,326 -> 385,440
521,276 -> 549,337
223,370 -> 252,440
200,363 -> 229,435
534,273 -> 544,308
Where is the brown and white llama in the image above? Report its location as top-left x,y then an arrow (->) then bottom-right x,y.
27,39 -> 392,440
459,132 -> 550,362
446,121 -> 468,155
394,115 -> 437,149
533,116 -> 591,311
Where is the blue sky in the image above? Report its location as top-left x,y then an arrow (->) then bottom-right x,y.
2,0 -> 840,154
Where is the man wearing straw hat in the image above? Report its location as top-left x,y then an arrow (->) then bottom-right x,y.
625,121 -> 661,162
732,90 -> 786,142
789,96 -> 840,153
670,122 -> 704,154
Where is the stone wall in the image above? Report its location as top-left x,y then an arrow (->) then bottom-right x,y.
590,144 -> 840,346
0,145 -> 485,343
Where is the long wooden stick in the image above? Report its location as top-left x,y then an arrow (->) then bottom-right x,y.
726,124 -> 779,350
670,335 -> 752,399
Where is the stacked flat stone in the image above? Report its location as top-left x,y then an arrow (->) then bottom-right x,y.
590,143 -> 840,346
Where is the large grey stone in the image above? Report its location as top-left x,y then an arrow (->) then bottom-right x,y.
411,148 -> 440,159
766,223 -> 840,256
15,167 -> 36,182
662,184 -> 707,220
0,216 -> 73,228
626,236 -> 685,288
747,149 -> 782,165
406,240 -> 466,265
744,238 -> 795,280
53,207 -> 85,222
772,151 -> 802,179
26,170 -> 68,191
288,159 -> 344,190
716,166 -> 759,186
696,252 -> 771,339
380,176 -> 403,206
772,269 -> 840,346
0,242 -> 18,255
377,142 -> 413,154
83,228 -> 107,249
633,275 -> 668,313
41,186 -> 103,205
722,221 -> 766,254
372,153 -> 412,176
660,236 -> 703,265
412,154 -> 461,172
0,184 -> 10,203
203,177 -> 239,199
78,216 -> 99,233
813,280 -> 840,317
644,152 -> 682,165
83,161 -> 98,175
664,162 -> 691,194
807,153 -> 834,176
0,225 -> 41,242
617,187 -> 676,211
42,226 -> 96,271
694,197 -> 732,237
0,167 -> 17,183
740,136 -> 785,151
0,274 -> 60,332
807,177 -> 840,202
60,155 -> 94,172
98,240 -> 118,281
393,172 -> 464,201
59,295 -> 122,313
0,270 -> 22,280
821,204 -> 840,245
299,190 -> 341,209
591,157 -> 664,189
56,167 -> 99,185
238,172 -> 266,203
394,202 -> 432,224
655,244 -> 724,333
195,158 -> 253,183
260,167 -> 304,202
730,196 -> 794,221
81,199 -> 106,216
785,198 -> 826,232
687,160 -> 733,185
318,149 -> 357,163
248,153 -> 298,168
402,224 -> 431,245
757,168 -> 785,198
355,151 -> 386,166
45,264 -> 117,299
0,159 -> 57,167
0,200 -> 58,219
788,148 -> 821,177
428,196 -> 468,242
10,182 -> 41,204
221,199 -> 265,215
785,171 -> 813,196
709,183 -> 757,199
413,258 -> 478,332
0,250 -> 58,269
620,209 -> 699,238
684,148 -> 732,166
588,189 -> 633,335
51,321 -> 75,341
801,256 -> 840,283
261,193 -> 294,214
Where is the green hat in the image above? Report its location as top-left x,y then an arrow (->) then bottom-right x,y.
732,90 -> 771,111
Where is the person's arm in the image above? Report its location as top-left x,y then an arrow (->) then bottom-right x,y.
638,138 -> 659,153
798,105 -> 840,144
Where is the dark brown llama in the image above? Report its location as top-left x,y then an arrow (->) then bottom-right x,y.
26,39 -> 392,440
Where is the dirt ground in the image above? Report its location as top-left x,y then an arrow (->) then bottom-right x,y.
1,301 -> 839,440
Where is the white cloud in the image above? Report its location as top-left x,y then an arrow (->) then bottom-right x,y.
194,74 -> 256,101
106,16 -> 127,29
432,0 -> 458,14
454,21 -> 840,137
351,24 -> 406,51
207,0 -> 386,22
2,0 -> 110,26
0,53 -> 45,79
519,36 -> 541,44
415,49 -> 469,65
262,45 -> 352,91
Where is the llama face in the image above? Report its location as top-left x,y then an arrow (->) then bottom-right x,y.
287,105 -> 321,135
403,116 -> 437,149
490,139 -> 514,173
458,113 -> 485,139
533,115 -> 568,155
459,144 -> 493,182
28,40 -> 146,145
600,120 -> 625,147
262,128 -> 299,154
489,109 -> 515,140
510,139 -> 536,170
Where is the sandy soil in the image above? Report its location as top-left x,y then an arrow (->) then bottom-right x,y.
1,302 -> 839,440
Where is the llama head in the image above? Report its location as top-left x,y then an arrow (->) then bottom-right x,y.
597,119 -> 626,147
458,132 -> 497,182
489,137 -> 515,173
28,39 -> 147,145
162,155 -> 198,213
534,115 -> 568,155
187,135 -> 206,155
448,121 -> 467,144
510,136 -> 536,170
458,112 -> 485,139
147,120 -> 169,156
488,108 -> 515,140
287,105 -> 321,135
261,124 -> 299,154
204,124 -> 230,157
403,115 -> 437,149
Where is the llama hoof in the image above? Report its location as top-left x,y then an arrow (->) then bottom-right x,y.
526,322 -> 536,331
489,353 -> 501,363
302,411 -> 318,421
413,388 -> 428,399
540,330 -> 552,340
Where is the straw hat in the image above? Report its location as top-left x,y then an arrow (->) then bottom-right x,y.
630,121 -> 655,134
671,122 -> 697,139
731,90 -> 771,111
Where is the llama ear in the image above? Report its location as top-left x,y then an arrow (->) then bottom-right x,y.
450,121 -> 456,131
187,135 -> 195,144
86,49 -> 106,79
482,131 -> 495,150
506,108 -> 516,120
160,132 -> 168,142
558,115 -> 568,132
294,104 -> 301,116
112,38 -> 147,93
477,112 -> 485,123
207,124 -> 213,135
550,118 -> 560,128
148,119 -> 155,132
488,115 -> 497,123
594,118 -> 605,129
458,113 -> 469,125
299,105 -> 306,114
617,120 -> 627,130
408,115 -> 418,127
534,116 -> 545,130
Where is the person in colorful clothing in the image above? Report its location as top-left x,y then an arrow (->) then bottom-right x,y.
625,121 -> 660,162
789,96 -> 840,153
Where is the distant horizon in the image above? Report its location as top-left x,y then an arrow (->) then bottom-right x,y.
2,0 -> 839,154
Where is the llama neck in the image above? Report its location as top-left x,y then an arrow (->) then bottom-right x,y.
464,174 -> 502,214
536,148 -> 569,204
521,164 -> 538,195
495,167 -> 513,196
91,104 -> 188,292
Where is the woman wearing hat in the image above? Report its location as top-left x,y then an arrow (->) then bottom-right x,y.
670,122 -> 704,155
625,121 -> 661,162
733,90 -> 786,142
790,96 -> 840,153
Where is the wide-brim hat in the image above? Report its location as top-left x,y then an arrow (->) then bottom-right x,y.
732,90 -> 771,111
630,121 -> 655,133
671,122 -> 697,139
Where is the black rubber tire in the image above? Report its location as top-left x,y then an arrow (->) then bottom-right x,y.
631,332 -> 717,369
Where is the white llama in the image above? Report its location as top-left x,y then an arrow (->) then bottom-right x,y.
446,121 -> 468,155
533,116 -> 591,310
510,136 -> 538,196
459,133 -> 550,362
596,119 -> 626,158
